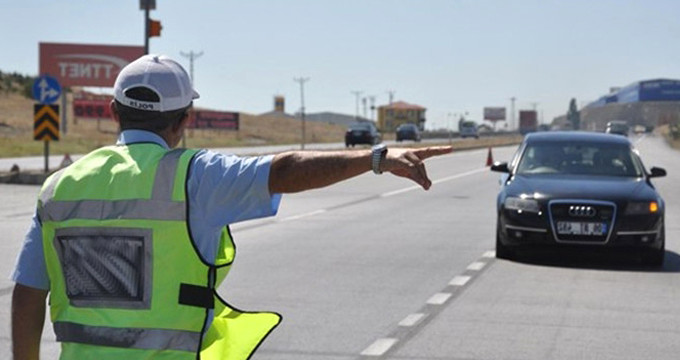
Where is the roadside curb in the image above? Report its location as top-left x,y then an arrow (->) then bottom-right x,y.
0,171 -> 51,185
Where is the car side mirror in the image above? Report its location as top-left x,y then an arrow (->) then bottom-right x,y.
490,162 -> 510,173
649,167 -> 666,178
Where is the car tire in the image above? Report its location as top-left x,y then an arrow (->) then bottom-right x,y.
495,221 -> 514,260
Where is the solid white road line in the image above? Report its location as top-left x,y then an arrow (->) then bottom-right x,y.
361,338 -> 398,356
382,167 -> 487,198
278,209 -> 327,222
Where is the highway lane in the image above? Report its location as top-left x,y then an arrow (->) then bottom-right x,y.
1,136 -> 679,359
0,138 -> 449,172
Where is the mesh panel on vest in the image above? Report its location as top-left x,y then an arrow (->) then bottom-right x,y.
55,227 -> 152,309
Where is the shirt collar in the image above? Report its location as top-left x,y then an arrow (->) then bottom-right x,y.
116,130 -> 170,149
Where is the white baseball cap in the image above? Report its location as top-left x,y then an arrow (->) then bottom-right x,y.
113,54 -> 199,112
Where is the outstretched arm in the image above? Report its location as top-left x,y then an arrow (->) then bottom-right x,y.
269,146 -> 452,194
12,284 -> 48,360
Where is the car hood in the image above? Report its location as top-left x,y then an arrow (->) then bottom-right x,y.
506,174 -> 657,201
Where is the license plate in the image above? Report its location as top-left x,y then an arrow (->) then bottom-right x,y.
556,221 -> 607,235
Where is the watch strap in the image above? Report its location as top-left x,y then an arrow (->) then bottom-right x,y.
372,144 -> 387,174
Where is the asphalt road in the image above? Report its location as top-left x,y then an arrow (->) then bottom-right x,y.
0,138 -> 448,173
1,134 -> 679,359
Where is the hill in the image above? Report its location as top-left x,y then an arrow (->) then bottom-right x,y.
0,82 -> 348,157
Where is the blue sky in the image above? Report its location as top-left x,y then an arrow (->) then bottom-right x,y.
3,0 -> 679,130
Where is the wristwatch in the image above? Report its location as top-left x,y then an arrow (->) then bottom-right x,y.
371,143 -> 388,174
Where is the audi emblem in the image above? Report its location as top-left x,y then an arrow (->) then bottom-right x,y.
568,205 -> 596,217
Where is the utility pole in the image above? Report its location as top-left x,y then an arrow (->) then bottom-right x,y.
294,77 -> 310,150
180,51 -> 204,86
368,95 -> 376,121
179,51 -> 202,148
386,90 -> 395,105
351,90 -> 363,120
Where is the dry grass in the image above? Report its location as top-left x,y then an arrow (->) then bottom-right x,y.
0,92 -> 347,157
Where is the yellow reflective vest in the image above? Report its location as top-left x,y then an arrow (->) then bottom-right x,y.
38,144 -> 281,360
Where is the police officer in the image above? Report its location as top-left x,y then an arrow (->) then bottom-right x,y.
11,54 -> 451,360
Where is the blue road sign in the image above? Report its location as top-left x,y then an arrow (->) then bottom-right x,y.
32,75 -> 62,104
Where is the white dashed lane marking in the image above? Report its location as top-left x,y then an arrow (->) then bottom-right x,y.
426,292 -> 453,305
449,275 -> 471,286
467,261 -> 487,271
398,313 -> 426,327
359,250 -> 496,358
360,338 -> 398,356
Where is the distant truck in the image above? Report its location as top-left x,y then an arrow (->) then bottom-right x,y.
519,110 -> 538,135
459,121 -> 479,139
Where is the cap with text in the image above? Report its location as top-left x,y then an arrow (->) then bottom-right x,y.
113,54 -> 199,112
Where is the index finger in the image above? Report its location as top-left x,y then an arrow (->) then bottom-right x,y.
413,146 -> 453,160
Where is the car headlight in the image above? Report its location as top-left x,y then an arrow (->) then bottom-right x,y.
625,201 -> 659,215
504,196 -> 540,213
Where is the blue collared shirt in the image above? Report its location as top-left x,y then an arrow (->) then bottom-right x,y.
12,130 -> 282,289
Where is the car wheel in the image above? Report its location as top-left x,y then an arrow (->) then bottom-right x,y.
495,220 -> 514,260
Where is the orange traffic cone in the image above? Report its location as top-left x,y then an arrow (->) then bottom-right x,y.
60,153 -> 73,168
486,147 -> 493,167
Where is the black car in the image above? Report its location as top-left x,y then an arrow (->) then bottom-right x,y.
605,120 -> 629,137
345,122 -> 381,147
491,131 -> 666,265
396,123 -> 421,142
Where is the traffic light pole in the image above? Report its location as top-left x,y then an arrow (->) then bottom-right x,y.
144,2 -> 150,54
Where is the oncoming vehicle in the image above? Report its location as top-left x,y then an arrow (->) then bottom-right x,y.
460,122 -> 479,139
395,123 -> 421,142
491,131 -> 666,265
345,122 -> 381,147
605,120 -> 629,137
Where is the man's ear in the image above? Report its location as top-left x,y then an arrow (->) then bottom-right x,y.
175,111 -> 191,132
109,101 -> 120,124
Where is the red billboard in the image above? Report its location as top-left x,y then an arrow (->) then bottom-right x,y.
188,111 -> 240,130
40,42 -> 144,87
73,99 -> 112,119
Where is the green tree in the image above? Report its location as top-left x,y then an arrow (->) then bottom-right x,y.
567,98 -> 580,130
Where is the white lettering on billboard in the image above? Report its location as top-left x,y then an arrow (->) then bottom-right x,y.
55,54 -> 131,81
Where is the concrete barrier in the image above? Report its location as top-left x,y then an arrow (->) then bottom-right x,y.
0,170 -> 50,185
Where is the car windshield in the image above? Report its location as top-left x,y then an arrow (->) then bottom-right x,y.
515,142 -> 644,177
349,123 -> 372,131
399,124 -> 417,130
607,124 -> 628,132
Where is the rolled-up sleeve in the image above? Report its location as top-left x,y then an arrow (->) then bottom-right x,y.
188,150 -> 282,228
10,213 -> 50,290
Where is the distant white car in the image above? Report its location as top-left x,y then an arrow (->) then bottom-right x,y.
460,125 -> 479,139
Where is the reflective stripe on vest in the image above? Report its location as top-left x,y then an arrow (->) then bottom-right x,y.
38,148 -> 185,222
54,321 -> 201,352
